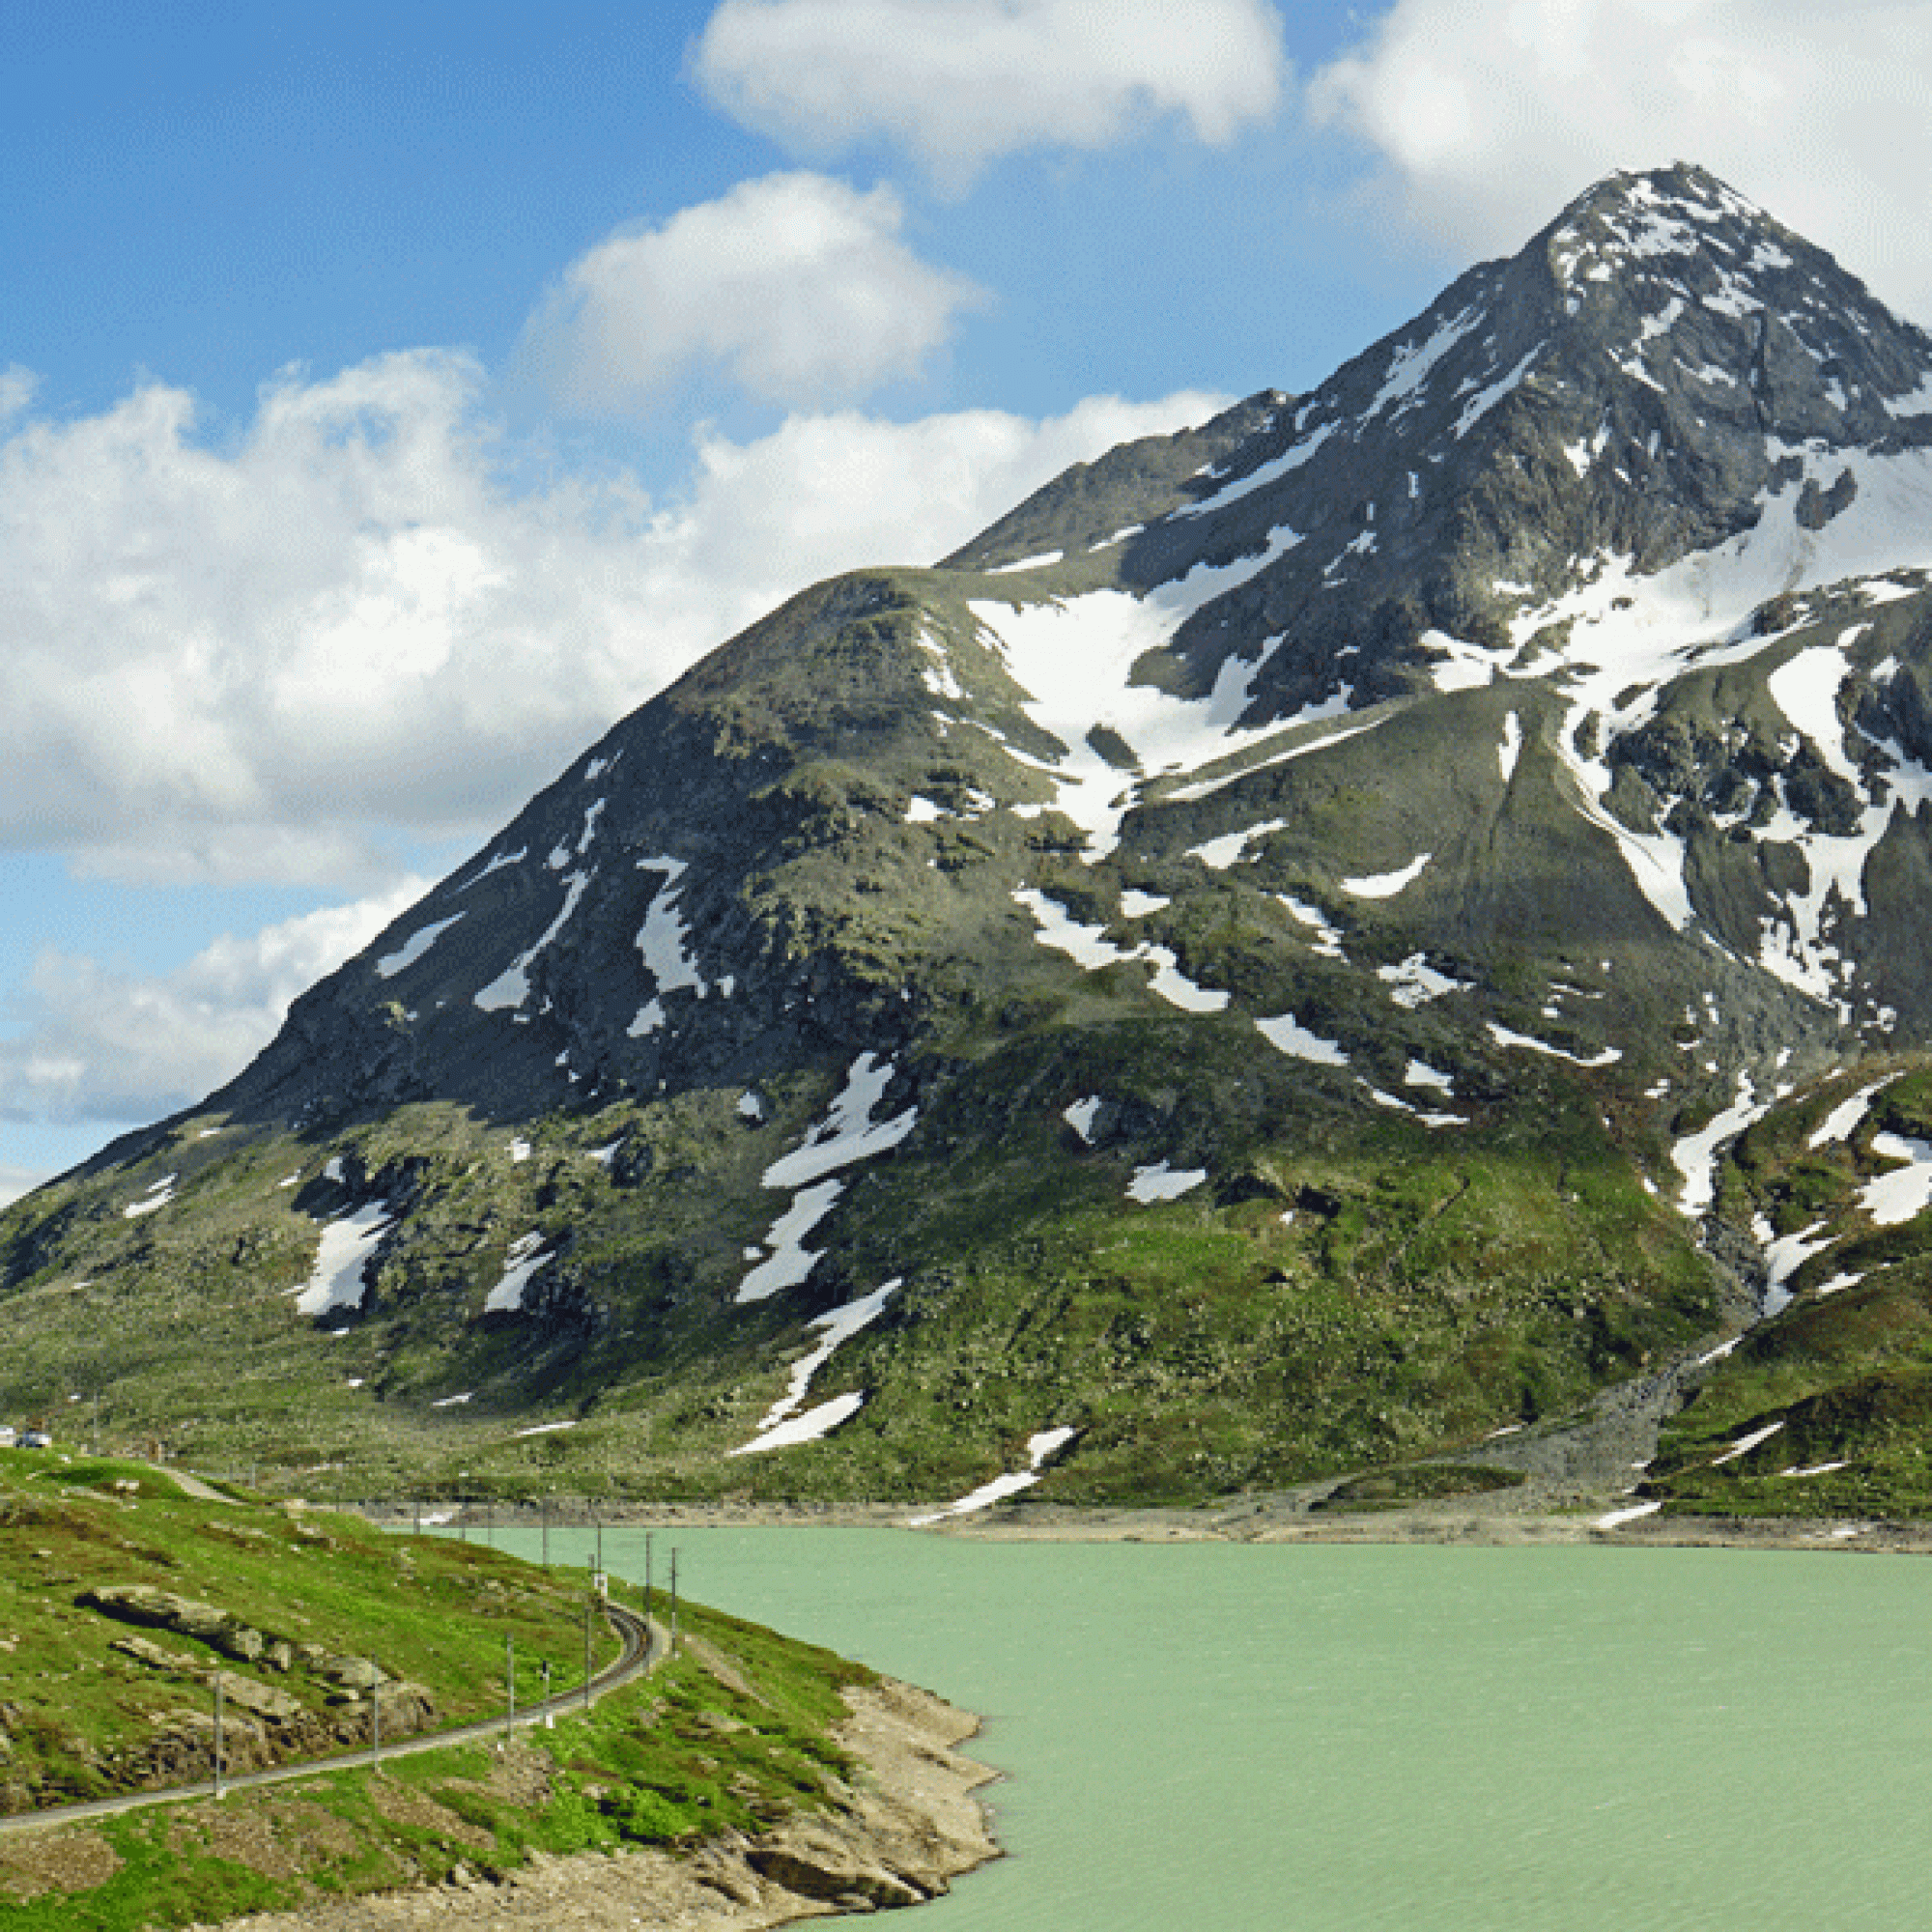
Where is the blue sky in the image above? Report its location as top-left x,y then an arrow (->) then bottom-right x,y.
3,0 -> 1928,1198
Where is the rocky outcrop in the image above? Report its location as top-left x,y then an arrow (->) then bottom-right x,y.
77,1586 -> 272,1664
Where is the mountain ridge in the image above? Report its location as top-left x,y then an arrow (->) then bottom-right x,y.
13,163 -> 1932,1520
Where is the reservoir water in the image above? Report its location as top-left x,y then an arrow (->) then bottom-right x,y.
499,1527 -> 1932,1929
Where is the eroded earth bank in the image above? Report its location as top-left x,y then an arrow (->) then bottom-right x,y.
178,1678 -> 996,1932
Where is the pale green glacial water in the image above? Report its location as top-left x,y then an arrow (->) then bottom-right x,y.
500,1528 -> 1932,1929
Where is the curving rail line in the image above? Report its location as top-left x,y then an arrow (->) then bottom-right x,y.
0,1601 -> 664,1837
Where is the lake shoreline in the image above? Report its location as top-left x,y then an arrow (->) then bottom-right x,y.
183,1675 -> 1000,1932
523,1497 -> 1932,1553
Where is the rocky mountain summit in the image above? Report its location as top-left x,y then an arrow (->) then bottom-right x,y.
12,163 -> 1932,1519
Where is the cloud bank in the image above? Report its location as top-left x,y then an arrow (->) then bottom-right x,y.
0,353 -> 1221,889
1310,0 -> 1932,322
694,0 -> 1290,189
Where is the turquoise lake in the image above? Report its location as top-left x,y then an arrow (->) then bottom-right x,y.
497,1527 -> 1932,1929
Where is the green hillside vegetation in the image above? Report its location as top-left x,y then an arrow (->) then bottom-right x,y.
0,1451 -> 871,1929
1645,1065 -> 1932,1517
0,1033 -> 1722,1510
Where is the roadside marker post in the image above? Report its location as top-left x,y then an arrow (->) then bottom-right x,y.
542,1659 -> 553,1728
371,1660 -> 382,1766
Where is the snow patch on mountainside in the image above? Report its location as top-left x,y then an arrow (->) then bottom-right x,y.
1127,1162 -> 1207,1202
731,1279 -> 900,1455
1378,953 -> 1466,1008
1013,888 -> 1230,1012
295,1203 -> 391,1319
1256,1013 -> 1349,1066
1671,1073 -> 1772,1216
1342,853 -> 1432,898
1861,1133 -> 1932,1227
736,1055 -> 919,1303
1809,1075 -> 1900,1148
736,1179 -> 845,1304
124,1175 -> 177,1219
377,913 -> 465,980
907,1427 -> 1079,1525
969,526 -> 1307,860
475,869 -> 593,1012
483,1233 -> 550,1314
1500,447 -> 1932,945
762,1053 -> 918,1190
733,1390 -> 867,1454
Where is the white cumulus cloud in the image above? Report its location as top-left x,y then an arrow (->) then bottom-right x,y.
694,0 -> 1289,190
0,350 -> 1218,892
1309,0 -> 1932,321
521,172 -> 987,412
0,878 -> 429,1131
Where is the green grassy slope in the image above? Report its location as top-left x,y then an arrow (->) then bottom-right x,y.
0,1451 -> 872,1928
1645,1063 -> 1932,1517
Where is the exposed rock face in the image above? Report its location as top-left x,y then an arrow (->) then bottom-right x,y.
77,1587 -> 270,1665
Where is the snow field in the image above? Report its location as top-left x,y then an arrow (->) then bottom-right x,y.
1013,888 -> 1230,1012
124,1175 -> 177,1219
736,1054 -> 919,1303
906,1427 -> 1079,1525
1126,1162 -> 1208,1203
967,525 -> 1309,861
729,1280 -> 901,1456
376,912 -> 465,980
483,1233 -> 551,1314
294,1203 -> 392,1319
